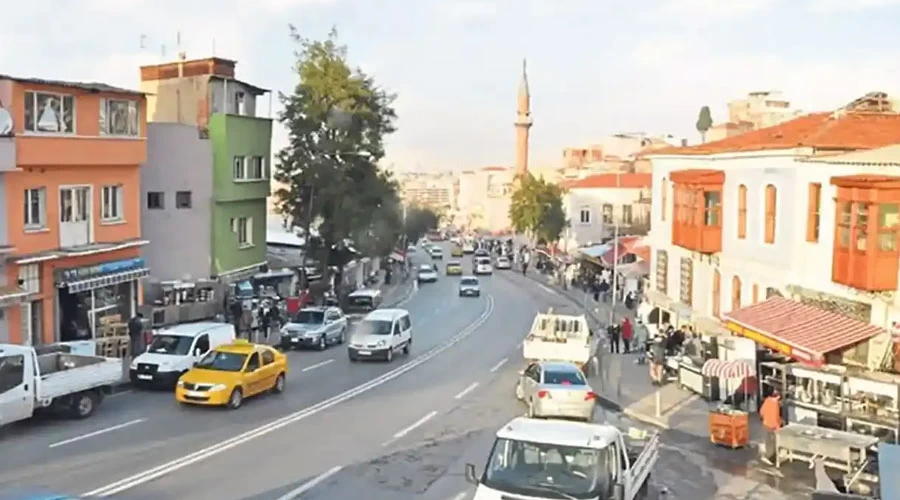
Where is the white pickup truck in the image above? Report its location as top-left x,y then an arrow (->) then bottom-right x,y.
466,417 -> 659,500
0,343 -> 124,427
523,309 -> 597,371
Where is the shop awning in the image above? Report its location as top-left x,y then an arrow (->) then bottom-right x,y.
66,268 -> 150,294
723,296 -> 884,365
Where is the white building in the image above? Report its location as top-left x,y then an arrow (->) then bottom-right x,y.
645,96 -> 900,367
562,173 -> 652,250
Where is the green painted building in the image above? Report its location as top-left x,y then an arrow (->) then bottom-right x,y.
140,57 -> 273,284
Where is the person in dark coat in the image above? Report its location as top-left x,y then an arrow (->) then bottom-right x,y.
607,323 -> 620,353
127,313 -> 145,357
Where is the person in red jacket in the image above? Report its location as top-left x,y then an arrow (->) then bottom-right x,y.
621,317 -> 634,353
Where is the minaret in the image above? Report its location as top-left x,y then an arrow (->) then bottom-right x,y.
514,58 -> 532,177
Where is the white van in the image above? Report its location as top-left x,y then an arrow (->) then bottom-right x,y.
347,308 -> 412,363
129,322 -> 235,387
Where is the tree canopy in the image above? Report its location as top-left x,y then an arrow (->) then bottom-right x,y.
403,205 -> 440,243
273,26 -> 401,280
508,174 -> 567,245
696,105 -> 713,143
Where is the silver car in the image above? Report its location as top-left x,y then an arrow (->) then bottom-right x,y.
515,361 -> 596,421
280,307 -> 348,350
458,276 -> 480,297
417,264 -> 439,283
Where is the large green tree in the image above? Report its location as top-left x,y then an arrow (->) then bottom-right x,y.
509,174 -> 567,245
403,205 -> 440,243
274,26 -> 399,285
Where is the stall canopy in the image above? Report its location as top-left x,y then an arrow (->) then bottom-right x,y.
701,359 -> 755,379
599,236 -> 647,266
723,297 -> 884,366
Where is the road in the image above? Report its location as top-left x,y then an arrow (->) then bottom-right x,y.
0,244 -> 809,500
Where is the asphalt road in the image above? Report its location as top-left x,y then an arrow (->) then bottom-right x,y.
0,246 -> 811,500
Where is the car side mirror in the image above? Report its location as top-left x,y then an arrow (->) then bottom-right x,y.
194,348 -> 202,357
464,463 -> 479,485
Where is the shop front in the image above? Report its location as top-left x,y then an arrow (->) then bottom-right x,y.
56,257 -> 150,341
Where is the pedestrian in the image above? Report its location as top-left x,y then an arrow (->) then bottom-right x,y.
127,313 -> 145,358
621,317 -> 633,353
258,302 -> 271,342
625,291 -> 635,310
607,323 -> 620,353
633,318 -> 648,364
598,279 -> 610,303
759,391 -> 783,465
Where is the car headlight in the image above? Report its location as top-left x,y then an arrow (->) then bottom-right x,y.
376,340 -> 387,347
209,384 -> 228,392
176,380 -> 185,387
129,360 -> 138,370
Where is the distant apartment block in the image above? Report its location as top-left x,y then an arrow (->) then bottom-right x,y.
707,91 -> 803,142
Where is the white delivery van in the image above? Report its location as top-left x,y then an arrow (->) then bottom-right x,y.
129,322 -> 235,387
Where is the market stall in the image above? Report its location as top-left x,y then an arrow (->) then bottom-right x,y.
703,358 -> 755,448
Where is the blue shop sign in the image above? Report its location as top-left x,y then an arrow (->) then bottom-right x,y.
61,258 -> 145,283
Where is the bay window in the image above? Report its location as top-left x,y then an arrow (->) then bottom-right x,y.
670,169 -> 725,254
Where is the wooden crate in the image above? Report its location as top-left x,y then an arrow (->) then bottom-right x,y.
99,314 -> 123,326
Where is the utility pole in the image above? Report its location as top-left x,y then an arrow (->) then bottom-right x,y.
609,170 -> 621,325
300,184 -> 315,291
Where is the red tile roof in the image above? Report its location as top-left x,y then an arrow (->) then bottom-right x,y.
650,112 -> 900,156
568,173 -> 652,189
723,297 -> 883,365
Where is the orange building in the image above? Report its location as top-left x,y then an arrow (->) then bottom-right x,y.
0,76 -> 148,345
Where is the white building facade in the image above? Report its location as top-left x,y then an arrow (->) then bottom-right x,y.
563,173 -> 651,250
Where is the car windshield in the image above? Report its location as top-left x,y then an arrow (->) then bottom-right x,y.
544,369 -> 586,385
293,310 -> 325,324
349,295 -> 374,306
147,334 -> 194,356
419,265 -> 433,272
461,278 -> 479,286
195,351 -> 248,372
482,438 -> 609,499
355,319 -> 393,336
499,257 -> 509,262
477,258 -> 491,265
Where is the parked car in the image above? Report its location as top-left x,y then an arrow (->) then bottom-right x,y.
130,322 -> 235,387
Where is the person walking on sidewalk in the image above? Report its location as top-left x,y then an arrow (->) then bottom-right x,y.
607,323 -> 620,353
633,318 -> 648,364
621,317 -> 633,353
649,336 -> 666,384
759,391 -> 783,465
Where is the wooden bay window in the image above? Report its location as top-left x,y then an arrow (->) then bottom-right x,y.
831,175 -> 900,291
670,169 -> 724,253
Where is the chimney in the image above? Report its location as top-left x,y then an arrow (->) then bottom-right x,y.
177,52 -> 187,77
681,139 -> 688,147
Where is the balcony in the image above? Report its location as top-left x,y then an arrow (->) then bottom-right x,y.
0,136 -> 15,171
831,175 -> 900,292
17,134 -> 146,167
670,169 -> 725,254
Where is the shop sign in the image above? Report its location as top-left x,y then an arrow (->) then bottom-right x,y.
61,258 -> 145,283
725,320 -> 793,356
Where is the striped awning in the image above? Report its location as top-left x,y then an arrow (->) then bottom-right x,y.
66,268 -> 150,294
701,359 -> 756,379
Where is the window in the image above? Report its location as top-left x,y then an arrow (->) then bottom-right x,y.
261,349 -> 275,365
99,98 -> 139,136
245,352 -> 260,371
101,185 -> 123,221
193,335 -> 210,355
737,184 -> 747,239
234,91 -> 245,115
621,205 -> 633,225
855,203 -> 868,251
236,216 -> 253,247
807,183 -> 821,242
23,91 -> 74,133
579,206 -> 590,224
249,157 -> 266,179
661,178 -> 667,221
17,264 -> 40,295
23,187 -> 47,229
601,204 -> 613,224
878,203 -> 900,251
0,355 -> 25,393
703,191 -> 721,226
837,201 -> 851,249
731,276 -> 742,312
233,156 -> 246,180
176,191 -> 192,209
147,191 -> 164,210
764,184 -> 777,244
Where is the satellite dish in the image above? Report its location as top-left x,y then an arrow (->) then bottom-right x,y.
0,107 -> 11,136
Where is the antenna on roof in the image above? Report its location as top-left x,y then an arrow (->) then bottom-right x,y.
139,34 -> 148,49
161,44 -> 167,58
176,31 -> 182,49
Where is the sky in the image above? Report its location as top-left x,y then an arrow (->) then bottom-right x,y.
3,0 -> 900,171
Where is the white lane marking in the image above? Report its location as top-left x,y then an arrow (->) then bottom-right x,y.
393,410 -> 438,439
490,357 -> 508,373
83,296 -> 495,497
301,359 -> 334,372
453,382 -> 479,400
49,419 -> 145,449
538,283 -> 561,297
275,465 -> 343,500
449,492 -> 468,500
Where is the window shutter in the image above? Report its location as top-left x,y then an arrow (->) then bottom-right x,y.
99,98 -> 107,135
247,217 -> 254,244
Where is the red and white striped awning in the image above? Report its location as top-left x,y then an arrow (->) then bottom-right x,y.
701,359 -> 756,379
390,249 -> 406,262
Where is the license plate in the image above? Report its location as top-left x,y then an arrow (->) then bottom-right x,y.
137,374 -> 152,380
357,350 -> 372,356
291,338 -> 299,343
185,390 -> 205,397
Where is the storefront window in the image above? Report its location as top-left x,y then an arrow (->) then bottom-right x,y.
59,282 -> 134,341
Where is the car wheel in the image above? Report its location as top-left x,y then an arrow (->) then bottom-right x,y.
515,383 -> 524,400
527,399 -> 536,418
475,292 -> 480,297
338,328 -> 346,344
71,391 -> 98,419
459,292 -> 464,297
272,373 -> 286,394
385,347 -> 393,363
349,351 -> 358,362
227,388 -> 243,409
318,335 -> 327,351
403,339 -> 410,355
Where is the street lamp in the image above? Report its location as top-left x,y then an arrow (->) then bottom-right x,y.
609,170 -> 621,325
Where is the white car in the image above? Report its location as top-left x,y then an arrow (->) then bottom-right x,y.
458,276 -> 481,297
495,256 -> 511,269
474,257 -> 493,275
429,247 -> 443,260
348,309 -> 412,362
130,322 -> 235,387
417,264 -> 439,283
462,242 -> 476,254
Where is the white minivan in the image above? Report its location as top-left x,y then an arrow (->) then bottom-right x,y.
347,309 -> 412,363
129,322 -> 235,387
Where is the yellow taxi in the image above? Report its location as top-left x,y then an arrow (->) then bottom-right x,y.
175,340 -> 288,409
451,246 -> 464,257
445,261 -> 463,275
